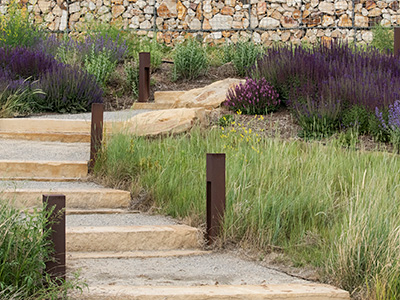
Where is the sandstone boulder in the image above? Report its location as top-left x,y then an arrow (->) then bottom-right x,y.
154,78 -> 245,109
122,108 -> 206,136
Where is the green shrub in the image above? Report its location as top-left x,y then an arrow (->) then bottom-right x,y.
124,61 -> 139,97
231,40 -> 263,77
0,0 -> 46,48
172,38 -> 208,80
371,24 -> 393,53
341,105 -> 371,134
84,45 -> 117,86
134,38 -> 165,70
222,42 -> 235,64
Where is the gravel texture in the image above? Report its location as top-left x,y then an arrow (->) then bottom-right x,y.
67,213 -> 178,227
0,139 -> 89,161
0,180 -> 102,190
29,109 -> 151,121
69,253 -> 308,286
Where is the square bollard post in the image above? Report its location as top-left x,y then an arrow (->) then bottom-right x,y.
206,153 -> 226,245
43,194 -> 66,283
89,103 -> 104,172
139,52 -> 150,102
395,27 -> 400,56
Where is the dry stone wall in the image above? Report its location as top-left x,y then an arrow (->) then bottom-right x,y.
1,0 -> 400,45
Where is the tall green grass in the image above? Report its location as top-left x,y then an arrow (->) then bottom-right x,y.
95,125 -> 400,299
0,199 -> 85,299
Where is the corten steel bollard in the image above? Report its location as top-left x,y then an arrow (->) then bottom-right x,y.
89,103 -> 104,172
139,52 -> 150,102
206,153 -> 226,245
43,194 -> 66,283
395,27 -> 400,56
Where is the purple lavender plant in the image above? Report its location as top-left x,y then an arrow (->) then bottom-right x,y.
376,101 -> 400,152
0,47 -> 61,80
37,65 -> 103,113
77,34 -> 127,63
225,78 -> 280,115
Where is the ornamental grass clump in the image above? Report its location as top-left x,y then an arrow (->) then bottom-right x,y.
225,78 -> 280,115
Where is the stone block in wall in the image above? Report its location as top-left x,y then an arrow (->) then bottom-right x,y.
177,0 -> 187,19
355,14 -> 368,26
69,1 -> 80,13
338,14 -> 352,26
112,4 -> 125,17
210,13 -> 233,29
157,0 -> 177,17
259,16 -> 279,28
38,0 -> 51,13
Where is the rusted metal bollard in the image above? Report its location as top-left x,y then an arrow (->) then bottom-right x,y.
394,27 -> 400,56
206,153 -> 226,245
89,103 -> 104,172
43,194 -> 66,283
139,52 -> 150,102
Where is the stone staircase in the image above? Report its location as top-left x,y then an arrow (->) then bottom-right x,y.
0,109 -> 350,299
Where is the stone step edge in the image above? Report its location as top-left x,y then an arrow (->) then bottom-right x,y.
66,225 -> 202,252
0,177 -> 86,182
1,189 -> 131,209
67,249 -> 210,260
0,160 -> 88,180
132,102 -> 174,110
0,131 -> 90,143
70,284 -> 349,300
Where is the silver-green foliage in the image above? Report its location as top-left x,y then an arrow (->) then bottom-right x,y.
371,24 -> 394,53
172,38 -> 208,80
124,61 -> 139,98
231,40 -> 263,77
84,45 -> 117,86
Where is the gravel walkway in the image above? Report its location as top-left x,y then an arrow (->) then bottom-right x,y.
0,139 -> 89,161
29,109 -> 152,121
69,253 -> 307,286
0,180 -> 103,190
67,213 -> 178,227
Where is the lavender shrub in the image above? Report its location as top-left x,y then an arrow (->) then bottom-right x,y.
376,101 -> 400,152
251,43 -> 400,137
225,78 -> 280,115
0,46 -> 103,114
37,65 -> 103,113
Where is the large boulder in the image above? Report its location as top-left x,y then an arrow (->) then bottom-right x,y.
154,78 -> 244,109
121,108 -> 207,136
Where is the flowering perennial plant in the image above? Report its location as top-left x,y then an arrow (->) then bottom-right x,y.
251,43 -> 400,138
376,100 -> 400,151
225,78 -> 280,115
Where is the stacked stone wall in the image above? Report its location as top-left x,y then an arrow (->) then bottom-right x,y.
1,0 -> 399,45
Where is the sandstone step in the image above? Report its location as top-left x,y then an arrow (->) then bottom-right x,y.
70,284 -> 349,300
0,160 -> 88,180
66,225 -> 201,252
0,131 -> 90,143
132,102 -> 174,110
0,181 -> 130,209
0,110 -> 150,142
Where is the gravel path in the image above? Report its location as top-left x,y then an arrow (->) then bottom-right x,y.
29,109 -> 152,121
67,213 -> 178,227
0,139 -> 89,161
0,180 -> 103,190
69,253 -> 307,286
